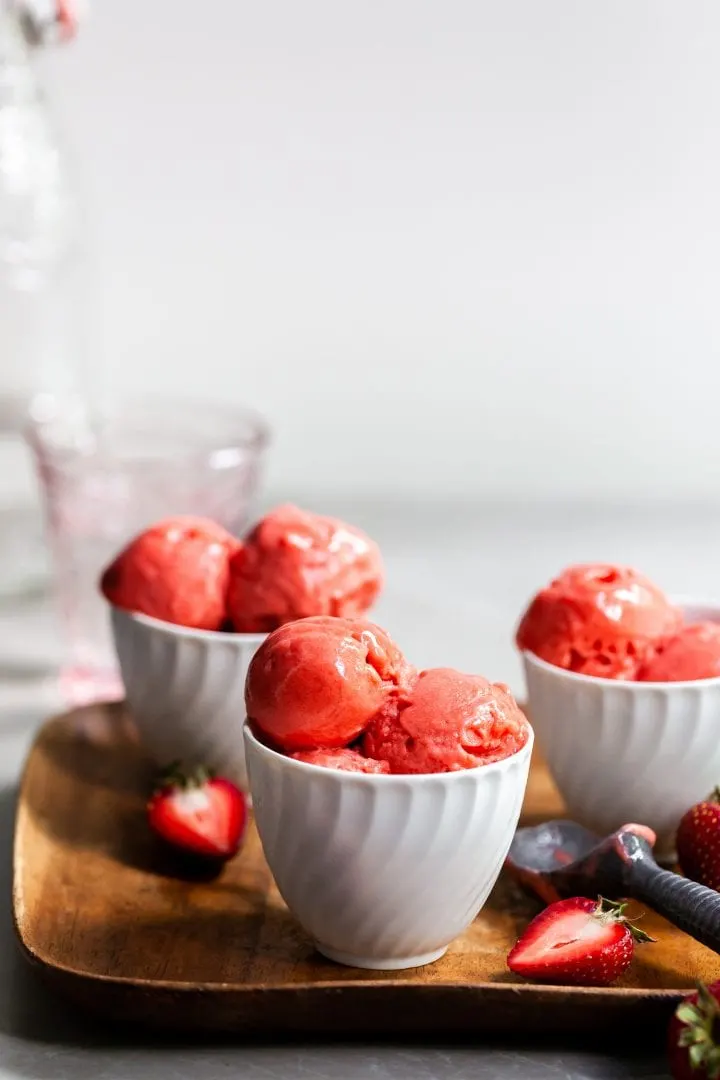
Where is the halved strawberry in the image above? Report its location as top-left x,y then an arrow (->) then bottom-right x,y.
147,763 -> 248,860
507,896 -> 654,987
668,981 -> 720,1080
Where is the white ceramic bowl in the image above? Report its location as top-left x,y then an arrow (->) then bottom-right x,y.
521,598 -> 720,858
243,722 -> 534,970
110,605 -> 266,790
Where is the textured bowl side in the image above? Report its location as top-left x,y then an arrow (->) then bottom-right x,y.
244,726 -> 534,969
523,653 -> 720,853
111,607 -> 265,790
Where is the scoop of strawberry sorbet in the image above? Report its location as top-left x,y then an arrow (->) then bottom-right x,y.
245,615 -> 415,753
515,563 -> 682,679
637,622 -> 720,682
363,667 -> 529,774
227,504 -> 383,633
100,516 -> 239,631
291,748 -> 390,774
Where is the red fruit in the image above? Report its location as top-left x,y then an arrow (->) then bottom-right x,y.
507,896 -> 654,987
668,981 -> 720,1080
147,764 -> 248,860
677,791 -> 720,891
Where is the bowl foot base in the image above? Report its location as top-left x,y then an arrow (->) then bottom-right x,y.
315,943 -> 448,971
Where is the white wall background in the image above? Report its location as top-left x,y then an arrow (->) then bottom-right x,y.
38,0 -> 720,505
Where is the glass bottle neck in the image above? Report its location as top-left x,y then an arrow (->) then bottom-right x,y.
0,2 -> 29,53
0,3 -> 38,106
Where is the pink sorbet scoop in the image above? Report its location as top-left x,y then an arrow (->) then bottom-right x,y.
363,667 -> 529,774
227,504 -> 383,633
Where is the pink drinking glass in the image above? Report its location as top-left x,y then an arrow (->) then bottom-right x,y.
26,394 -> 270,706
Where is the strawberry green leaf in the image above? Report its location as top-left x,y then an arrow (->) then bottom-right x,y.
675,983 -> 720,1078
627,924 -> 656,944
593,896 -> 655,943
677,1004 -> 703,1025
691,1043 -> 706,1069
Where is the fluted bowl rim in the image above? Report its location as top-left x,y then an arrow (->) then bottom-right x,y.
242,719 -> 535,784
108,603 -> 268,645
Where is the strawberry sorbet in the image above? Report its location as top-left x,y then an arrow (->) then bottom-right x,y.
246,615 -> 529,775
228,504 -> 383,633
363,668 -> 529,773
245,616 -> 414,753
100,516 -> 239,631
515,563 -> 681,679
291,748 -> 390,774
637,622 -> 720,682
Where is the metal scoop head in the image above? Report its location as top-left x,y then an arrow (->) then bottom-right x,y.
505,819 -> 658,905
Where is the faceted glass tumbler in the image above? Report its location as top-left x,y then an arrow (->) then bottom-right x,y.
26,394 -> 270,706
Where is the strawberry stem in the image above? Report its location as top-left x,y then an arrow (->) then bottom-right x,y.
675,982 -> 720,1080
593,896 -> 656,944
156,761 -> 215,791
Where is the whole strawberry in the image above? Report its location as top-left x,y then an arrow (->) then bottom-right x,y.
147,763 -> 248,862
668,982 -> 720,1080
507,896 -> 654,987
677,790 -> 720,890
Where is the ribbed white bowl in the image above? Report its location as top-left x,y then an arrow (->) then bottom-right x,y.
522,600 -> 720,857
244,723 -> 534,970
110,606 -> 266,790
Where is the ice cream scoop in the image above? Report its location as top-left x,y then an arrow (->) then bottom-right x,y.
245,615 -> 414,753
100,516 -> 239,631
637,622 -> 720,682
227,504 -> 383,633
363,667 -> 529,774
506,819 -> 720,955
516,563 -> 682,679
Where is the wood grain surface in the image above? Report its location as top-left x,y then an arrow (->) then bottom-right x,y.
11,702 -> 720,1036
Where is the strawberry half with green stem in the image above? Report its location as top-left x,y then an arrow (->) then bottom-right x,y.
507,896 -> 655,986
147,762 -> 248,861
677,790 -> 720,891
668,981 -> 720,1080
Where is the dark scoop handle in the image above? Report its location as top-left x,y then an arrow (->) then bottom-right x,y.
625,856 -> 720,954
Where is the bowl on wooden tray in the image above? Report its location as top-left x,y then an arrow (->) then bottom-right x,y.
516,561 -> 720,859
244,720 -> 534,970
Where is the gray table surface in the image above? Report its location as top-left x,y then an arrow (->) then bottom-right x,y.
0,496 -> 704,1079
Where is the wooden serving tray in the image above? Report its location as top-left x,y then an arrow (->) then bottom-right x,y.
12,703 -> 720,1036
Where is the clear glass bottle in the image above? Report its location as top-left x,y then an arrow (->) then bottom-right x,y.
0,0 -> 84,598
